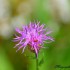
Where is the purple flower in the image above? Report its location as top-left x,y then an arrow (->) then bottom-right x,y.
13,22 -> 54,57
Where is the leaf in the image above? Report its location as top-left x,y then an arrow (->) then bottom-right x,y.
38,58 -> 44,66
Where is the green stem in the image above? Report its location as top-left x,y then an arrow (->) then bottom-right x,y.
36,57 -> 39,70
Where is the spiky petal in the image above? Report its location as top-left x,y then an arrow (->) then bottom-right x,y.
13,22 -> 54,57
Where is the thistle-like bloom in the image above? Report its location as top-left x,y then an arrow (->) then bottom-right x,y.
13,22 -> 54,57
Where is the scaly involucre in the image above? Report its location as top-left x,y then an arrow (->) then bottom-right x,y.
13,22 -> 54,57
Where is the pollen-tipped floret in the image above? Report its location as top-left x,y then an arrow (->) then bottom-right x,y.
13,22 -> 54,57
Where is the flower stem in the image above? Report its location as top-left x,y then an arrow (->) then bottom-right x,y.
36,57 -> 39,70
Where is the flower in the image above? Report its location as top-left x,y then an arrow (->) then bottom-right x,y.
13,22 -> 54,57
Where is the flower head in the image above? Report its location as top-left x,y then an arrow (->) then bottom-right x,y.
13,22 -> 54,57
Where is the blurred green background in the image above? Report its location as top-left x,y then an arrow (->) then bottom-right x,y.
0,0 -> 70,70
